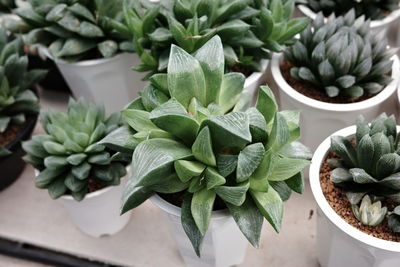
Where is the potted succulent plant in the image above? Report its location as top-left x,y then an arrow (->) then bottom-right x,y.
122,0 -> 308,96
101,36 -> 312,266
23,98 -> 131,237
0,29 -> 46,190
310,113 -> 400,267
270,10 -> 400,150
7,0 -> 147,113
297,0 -> 400,33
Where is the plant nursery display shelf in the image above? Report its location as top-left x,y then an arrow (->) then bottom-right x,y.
0,89 -> 318,267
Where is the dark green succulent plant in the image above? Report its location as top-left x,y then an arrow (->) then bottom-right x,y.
101,36 -> 312,256
22,98 -> 128,201
284,10 -> 395,98
121,0 -> 309,77
0,28 -> 47,157
300,0 -> 400,20
329,113 -> 400,232
7,0 -> 134,61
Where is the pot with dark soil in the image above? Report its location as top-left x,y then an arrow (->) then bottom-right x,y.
0,29 -> 46,190
102,37 -> 312,266
270,10 -> 400,150
310,114 -> 400,267
23,98 -> 131,237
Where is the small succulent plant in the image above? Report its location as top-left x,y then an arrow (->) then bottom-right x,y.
22,98 -> 127,201
329,113 -> 400,232
352,195 -> 387,227
0,28 -> 47,157
7,0 -> 133,61
101,36 -> 312,256
284,10 -> 395,98
121,0 -> 308,76
301,0 -> 400,20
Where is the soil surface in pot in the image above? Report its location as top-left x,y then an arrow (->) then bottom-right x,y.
0,121 -> 29,148
320,152 -> 400,242
88,177 -> 105,193
160,192 -> 227,210
231,64 -> 253,78
280,61 -> 379,104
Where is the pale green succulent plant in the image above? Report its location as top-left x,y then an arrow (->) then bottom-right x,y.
7,0 -> 133,61
101,35 -> 312,256
301,0 -> 400,20
284,10 -> 395,98
351,195 -> 387,227
0,28 -> 47,157
121,0 -> 309,76
22,98 -> 127,201
329,113 -> 400,232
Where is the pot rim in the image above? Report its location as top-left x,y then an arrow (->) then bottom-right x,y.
150,194 -> 230,219
271,53 -> 400,112
244,59 -> 269,89
297,4 -> 400,28
309,125 -> 400,252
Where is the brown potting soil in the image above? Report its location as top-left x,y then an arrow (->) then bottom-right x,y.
88,177 -> 105,193
320,152 -> 400,242
280,61 -> 377,104
231,64 -> 253,78
0,122 -> 28,148
160,191 -> 227,211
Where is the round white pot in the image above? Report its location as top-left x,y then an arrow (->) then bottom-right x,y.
150,195 -> 248,267
243,59 -> 269,97
35,170 -> 131,237
270,53 -> 400,151
310,126 -> 400,267
297,4 -> 400,33
50,52 -> 148,113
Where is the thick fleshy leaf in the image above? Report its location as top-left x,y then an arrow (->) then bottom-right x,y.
270,181 -> 292,201
99,125 -> 139,153
72,162 -> 91,180
36,168 -> 65,188
181,193 -> 204,257
256,86 -> 278,124
269,157 -> 309,181
268,113 -> 290,151
250,187 -> 283,232
237,143 -> 265,182
215,182 -> 249,206
279,141 -> 313,160
191,188 -> 216,235
44,156 -> 68,169
330,136 -> 357,167
122,109 -> 158,132
205,167 -> 226,190
331,168 -> 352,184
226,197 -> 263,248
64,173 -> 86,192
217,154 -> 238,177
174,160 -> 206,183
376,153 -> 400,179
120,186 -> 154,214
192,126 -> 216,166
380,173 -> 400,190
48,177 -> 67,199
350,168 -> 378,184
247,108 -> 267,143
219,73 -> 245,113
168,45 -> 206,107
149,173 -> 188,193
285,172 -> 304,194
194,36 -> 224,105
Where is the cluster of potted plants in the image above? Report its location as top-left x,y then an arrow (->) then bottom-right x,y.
1,0 -> 400,266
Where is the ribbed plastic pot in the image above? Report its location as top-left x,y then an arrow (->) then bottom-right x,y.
297,5 -> 400,33
52,52 -> 148,113
310,126 -> 400,267
243,59 -> 269,98
150,194 -> 248,267
270,53 -> 400,151
35,169 -> 132,237
0,114 -> 37,191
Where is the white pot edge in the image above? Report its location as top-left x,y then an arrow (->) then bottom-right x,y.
244,59 -> 269,89
271,53 -> 400,112
34,166 -> 131,201
309,125 -> 400,253
150,194 -> 230,220
297,4 -> 400,28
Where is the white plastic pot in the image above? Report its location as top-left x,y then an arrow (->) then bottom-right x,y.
53,53 -> 148,113
310,126 -> 400,267
150,195 -> 248,267
243,59 -> 269,97
35,170 -> 131,237
297,5 -> 400,33
270,53 -> 400,150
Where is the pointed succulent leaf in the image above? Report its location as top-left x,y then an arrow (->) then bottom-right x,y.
215,182 -> 249,206
205,167 -> 226,190
192,126 -> 217,167
237,143 -> 265,182
191,188 -> 216,236
175,160 -> 206,183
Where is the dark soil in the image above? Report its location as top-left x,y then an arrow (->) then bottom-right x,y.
320,152 -> 400,242
88,177 -> 105,193
231,64 -> 253,78
0,122 -> 28,148
160,191 -> 227,210
280,60 -> 377,104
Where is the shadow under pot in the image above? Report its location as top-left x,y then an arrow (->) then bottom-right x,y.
270,53 -> 400,151
150,194 -> 248,267
0,114 -> 38,191
309,126 -> 400,267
